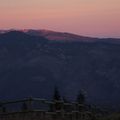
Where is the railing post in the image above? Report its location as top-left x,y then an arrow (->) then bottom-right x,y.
21,97 -> 33,112
61,101 -> 64,119
22,102 -> 28,111
2,106 -> 6,113
27,97 -> 33,111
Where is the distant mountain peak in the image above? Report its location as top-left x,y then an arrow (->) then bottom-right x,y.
0,31 -> 33,40
0,29 -> 120,43
23,29 -> 98,42
0,30 -> 49,44
0,29 -> 97,42
2,30 -> 28,36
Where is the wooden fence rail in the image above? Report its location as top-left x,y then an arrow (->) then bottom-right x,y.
0,98 -> 94,120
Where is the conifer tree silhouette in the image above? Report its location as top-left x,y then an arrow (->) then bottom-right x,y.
53,86 -> 61,101
52,86 -> 62,111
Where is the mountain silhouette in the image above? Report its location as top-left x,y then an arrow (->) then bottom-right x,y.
0,30 -> 120,108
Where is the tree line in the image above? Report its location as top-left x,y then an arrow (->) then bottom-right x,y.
49,86 -> 86,112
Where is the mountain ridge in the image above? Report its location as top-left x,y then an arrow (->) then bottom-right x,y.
0,30 -> 120,108
0,29 -> 120,42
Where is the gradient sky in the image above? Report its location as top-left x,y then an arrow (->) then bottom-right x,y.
0,0 -> 120,38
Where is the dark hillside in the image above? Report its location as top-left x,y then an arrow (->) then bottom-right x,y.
0,31 -> 120,108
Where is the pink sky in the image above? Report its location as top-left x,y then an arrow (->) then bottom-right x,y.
0,0 -> 120,38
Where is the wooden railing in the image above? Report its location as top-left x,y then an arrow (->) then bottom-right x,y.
0,98 -> 94,120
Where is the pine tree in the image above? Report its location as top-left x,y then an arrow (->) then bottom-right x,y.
53,86 -> 62,111
53,86 -> 61,101
76,89 -> 86,104
76,89 -> 86,112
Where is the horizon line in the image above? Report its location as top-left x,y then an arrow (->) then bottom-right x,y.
0,28 -> 120,39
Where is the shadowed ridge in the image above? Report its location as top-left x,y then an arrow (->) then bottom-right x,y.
0,30 -> 49,44
0,30 -> 41,39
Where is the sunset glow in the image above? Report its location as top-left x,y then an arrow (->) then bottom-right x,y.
0,0 -> 120,37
